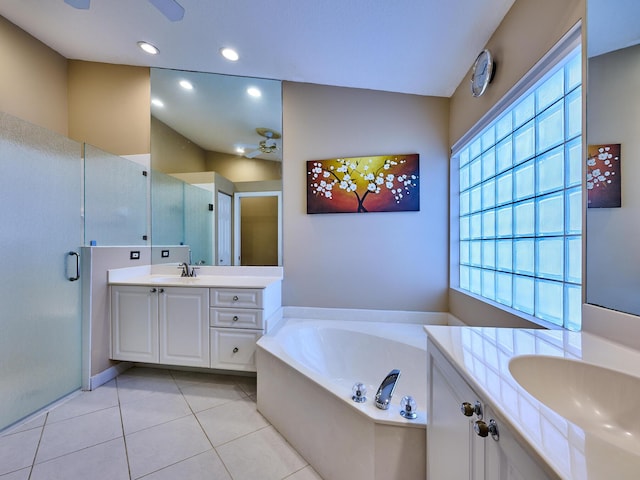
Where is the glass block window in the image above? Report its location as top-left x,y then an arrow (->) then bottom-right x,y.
456,44 -> 582,330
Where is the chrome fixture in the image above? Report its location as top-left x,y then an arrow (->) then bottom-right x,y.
474,418 -> 500,441
178,262 -> 198,277
375,369 -> 401,410
352,382 -> 367,403
461,400 -> 483,419
400,395 -> 417,420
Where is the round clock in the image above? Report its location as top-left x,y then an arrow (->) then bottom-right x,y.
470,49 -> 495,97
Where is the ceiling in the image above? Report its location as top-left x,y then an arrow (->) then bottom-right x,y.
0,0 -> 519,160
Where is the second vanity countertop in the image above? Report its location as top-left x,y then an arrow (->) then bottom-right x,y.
108,265 -> 283,289
424,325 -> 640,480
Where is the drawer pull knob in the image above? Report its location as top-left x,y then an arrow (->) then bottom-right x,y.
233,347 -> 239,353
233,316 -> 239,322
233,295 -> 239,301
150,288 -> 157,293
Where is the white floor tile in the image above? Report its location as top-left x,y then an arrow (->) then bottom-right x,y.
179,381 -> 246,413
116,374 -> 181,405
196,397 -> 269,446
0,467 -> 31,480
285,465 -> 324,480
126,414 -> 211,479
0,427 -> 41,475
2,413 -> 46,435
120,390 -> 192,434
35,406 -> 123,463
138,450 -> 232,480
30,437 -> 129,480
216,426 -> 307,480
46,380 -> 119,424
235,376 -> 257,396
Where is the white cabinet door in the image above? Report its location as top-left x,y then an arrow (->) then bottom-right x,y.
428,342 -> 484,480
210,328 -> 261,372
483,405 -> 554,480
159,287 -> 210,368
111,285 -> 159,363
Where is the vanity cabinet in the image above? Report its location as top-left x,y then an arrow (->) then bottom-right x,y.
209,285 -> 280,372
427,339 -> 553,480
111,285 -> 209,368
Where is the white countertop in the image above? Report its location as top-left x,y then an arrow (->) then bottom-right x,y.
108,265 -> 283,289
424,325 -> 640,479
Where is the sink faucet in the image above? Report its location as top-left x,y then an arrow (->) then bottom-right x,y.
375,369 -> 401,410
179,262 -> 191,277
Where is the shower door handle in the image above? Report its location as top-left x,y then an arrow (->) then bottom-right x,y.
68,251 -> 80,281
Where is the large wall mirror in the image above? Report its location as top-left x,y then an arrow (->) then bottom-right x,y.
586,0 -> 640,315
150,68 -> 282,266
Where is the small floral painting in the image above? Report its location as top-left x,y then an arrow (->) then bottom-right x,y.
307,154 -> 420,214
587,144 -> 621,208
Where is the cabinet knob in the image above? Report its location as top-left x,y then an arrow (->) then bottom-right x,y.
158,288 -> 164,293
150,288 -> 157,293
233,295 -> 239,301
232,347 -> 239,353
233,316 -> 239,322
474,419 -> 499,440
461,401 -> 482,418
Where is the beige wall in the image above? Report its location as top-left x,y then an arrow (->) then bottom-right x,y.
151,116 -> 207,173
447,0 -> 585,327
68,60 -> 150,155
449,0 -> 584,147
205,151 -> 282,182
282,82 -> 450,311
584,44 -> 640,335
0,16 -> 68,135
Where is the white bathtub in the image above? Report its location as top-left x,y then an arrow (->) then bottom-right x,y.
256,313 -> 449,480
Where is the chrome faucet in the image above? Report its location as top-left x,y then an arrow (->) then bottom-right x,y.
179,262 -> 191,277
375,369 -> 401,410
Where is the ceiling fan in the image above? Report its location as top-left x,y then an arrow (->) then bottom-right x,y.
243,128 -> 282,159
64,0 -> 185,22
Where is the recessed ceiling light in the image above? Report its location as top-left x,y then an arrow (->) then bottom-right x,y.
179,80 -> 194,90
151,98 -> 164,107
220,47 -> 239,62
138,41 -> 159,55
247,87 -> 261,98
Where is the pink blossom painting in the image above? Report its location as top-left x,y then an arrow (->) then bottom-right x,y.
307,154 -> 420,214
587,144 -> 621,208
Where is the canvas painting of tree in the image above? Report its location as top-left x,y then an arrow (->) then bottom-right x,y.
587,144 -> 621,208
307,154 -> 420,214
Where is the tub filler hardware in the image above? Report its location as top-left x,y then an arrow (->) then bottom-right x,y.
400,395 -> 417,419
352,382 -> 367,403
461,400 -> 483,419
474,418 -> 500,441
375,369 -> 401,410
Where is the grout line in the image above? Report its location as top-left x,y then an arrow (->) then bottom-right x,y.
116,375 -> 133,480
26,412 -> 48,480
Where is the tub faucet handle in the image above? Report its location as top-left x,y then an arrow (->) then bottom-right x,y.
352,382 -> 367,403
400,395 -> 418,419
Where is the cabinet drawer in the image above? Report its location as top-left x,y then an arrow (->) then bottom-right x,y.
210,328 -> 261,372
210,308 -> 263,329
210,288 -> 263,308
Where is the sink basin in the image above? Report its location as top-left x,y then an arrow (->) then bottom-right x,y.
509,355 -> 640,452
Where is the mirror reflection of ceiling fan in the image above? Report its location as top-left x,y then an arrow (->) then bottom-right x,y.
242,128 -> 282,159
64,0 -> 185,22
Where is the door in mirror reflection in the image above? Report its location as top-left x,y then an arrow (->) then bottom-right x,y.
217,191 -> 232,265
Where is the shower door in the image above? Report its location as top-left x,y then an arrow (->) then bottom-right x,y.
0,112 -> 82,430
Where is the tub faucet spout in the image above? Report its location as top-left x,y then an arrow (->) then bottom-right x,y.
375,369 -> 401,410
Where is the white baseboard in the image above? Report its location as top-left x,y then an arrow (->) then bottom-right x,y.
87,362 -> 132,391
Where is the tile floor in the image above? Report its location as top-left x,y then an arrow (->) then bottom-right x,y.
0,367 -> 322,480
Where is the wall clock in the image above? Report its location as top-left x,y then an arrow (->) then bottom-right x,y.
470,49 -> 495,97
